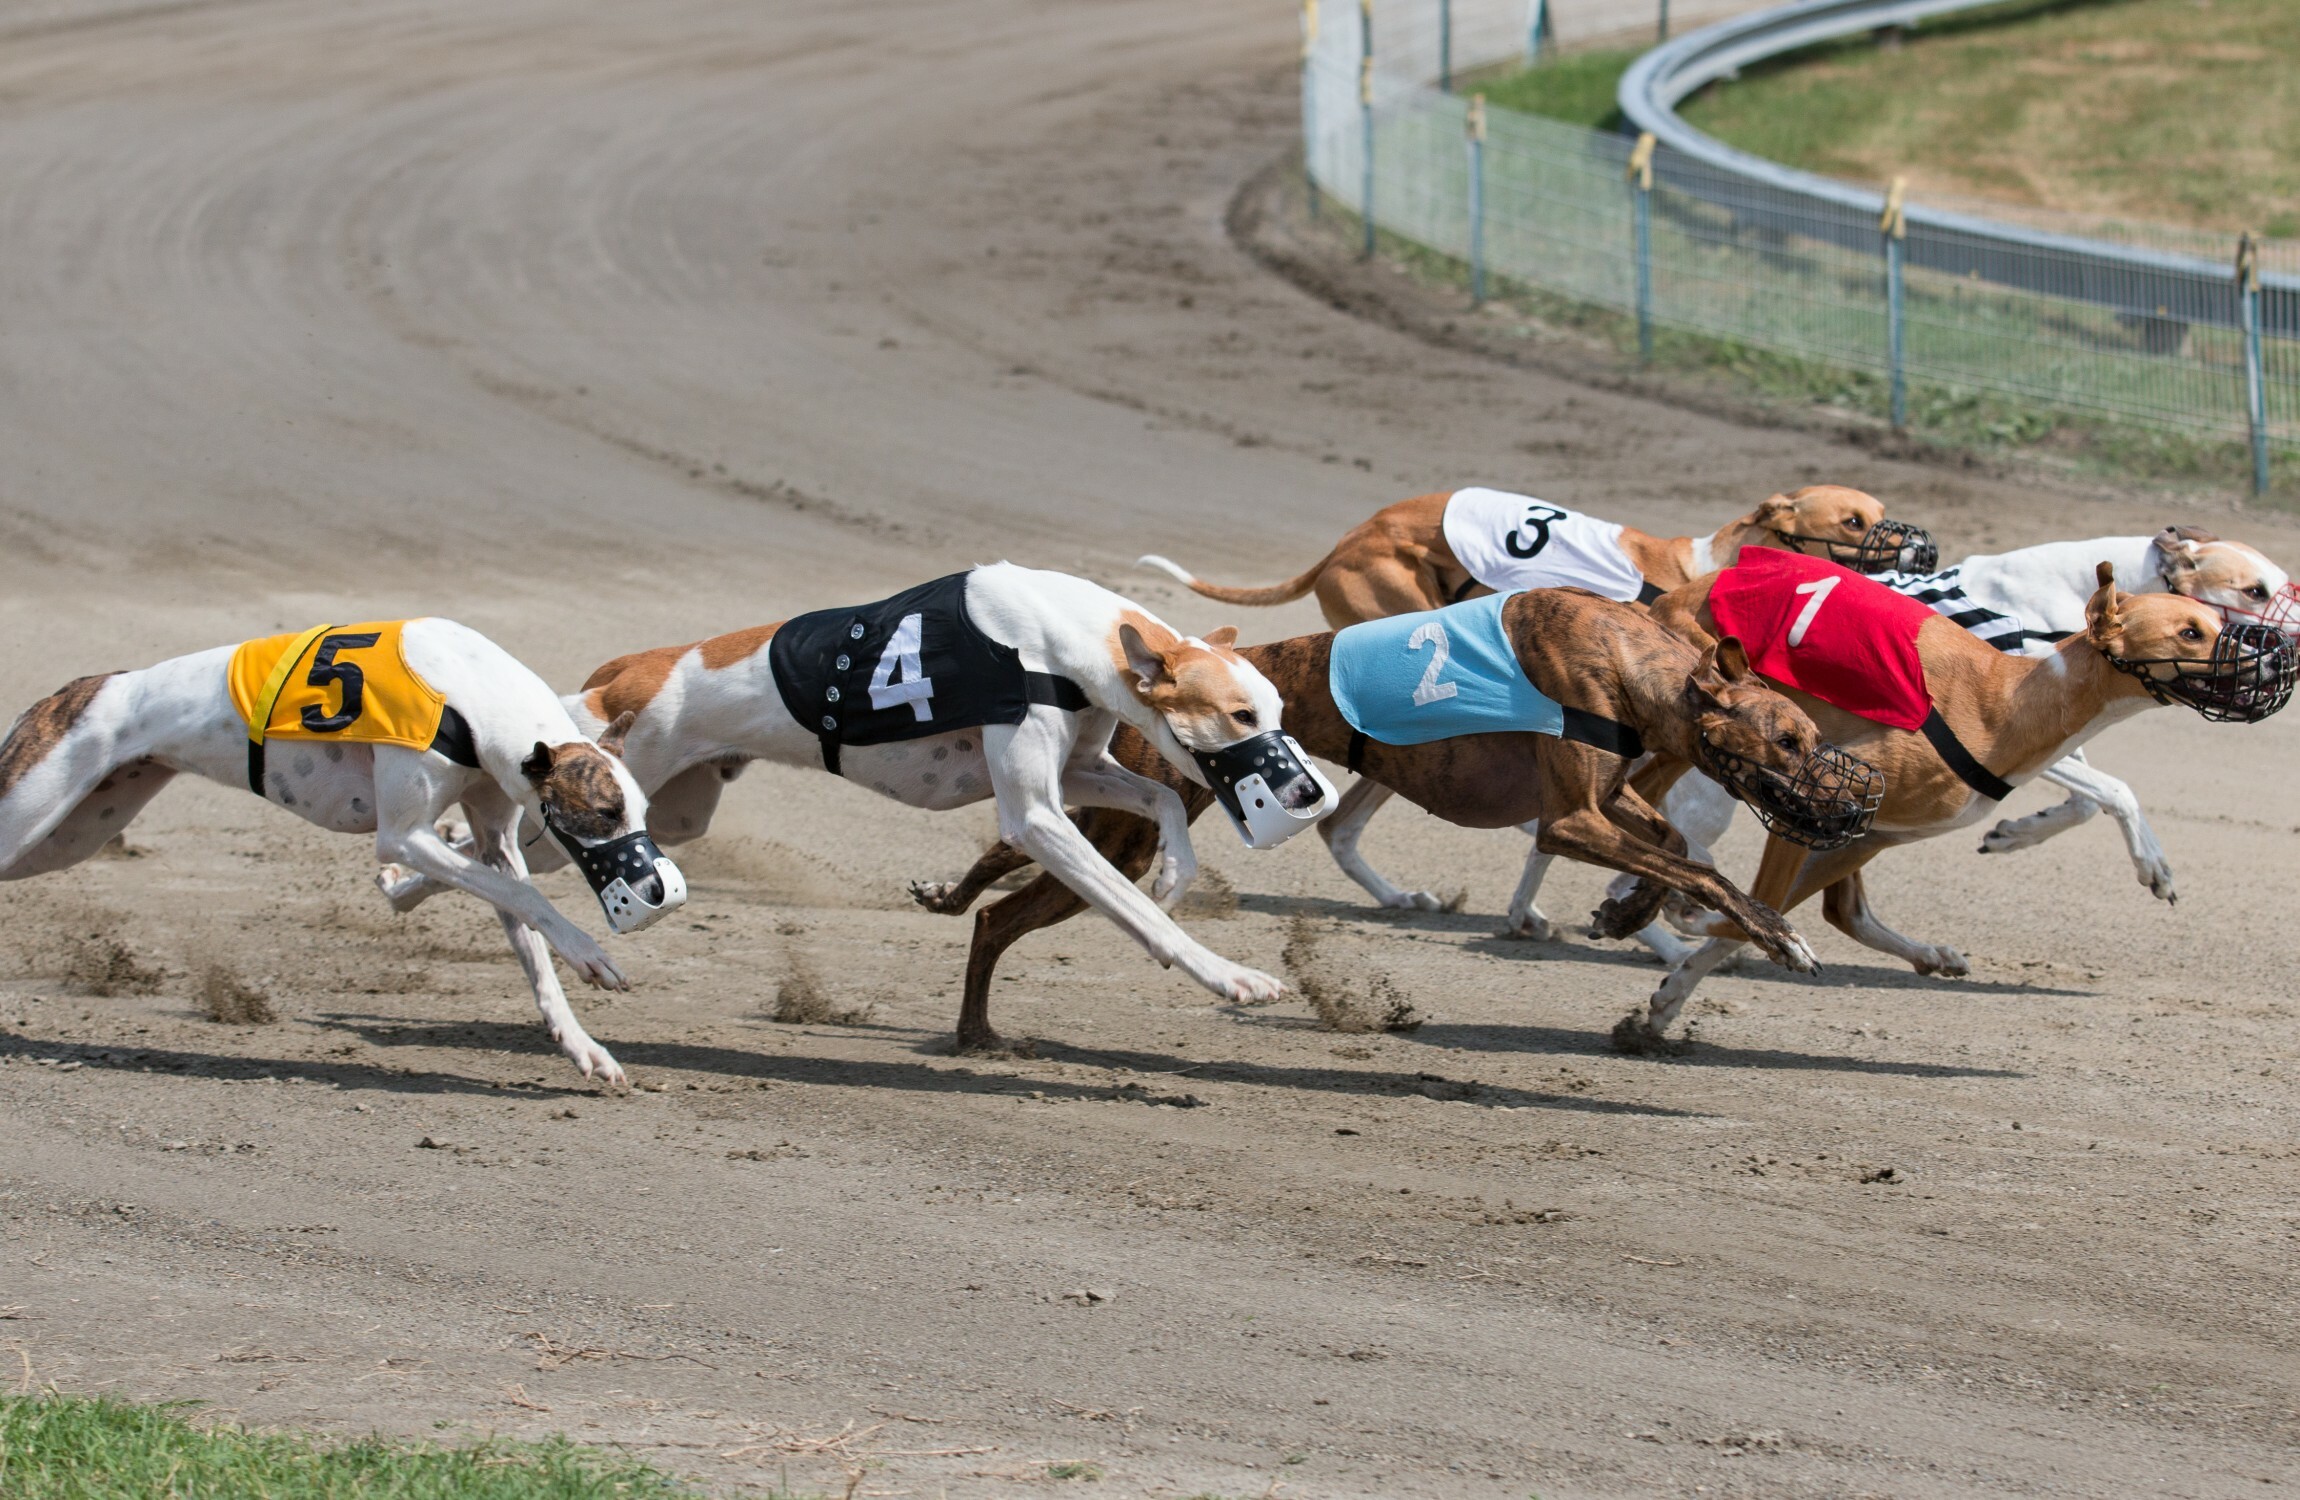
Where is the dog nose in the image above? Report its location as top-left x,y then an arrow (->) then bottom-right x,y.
630,870 -> 664,905
1278,773 -> 1326,812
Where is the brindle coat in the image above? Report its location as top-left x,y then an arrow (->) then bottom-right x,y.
917,588 -> 1844,1049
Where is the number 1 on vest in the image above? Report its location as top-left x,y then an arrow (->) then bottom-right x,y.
869,612 -> 936,721
1786,576 -> 1840,648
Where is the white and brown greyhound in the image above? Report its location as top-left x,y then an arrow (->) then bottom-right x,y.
0,618 -> 682,1083
383,565 -> 1333,1027
1612,557 -> 2295,1047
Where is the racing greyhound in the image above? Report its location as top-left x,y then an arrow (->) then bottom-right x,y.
383,565 -> 1335,1017
0,618 -> 683,1083
1613,557 -> 2296,1047
1138,485 -> 1932,927
911,587 -> 1885,1049
1506,524 -> 2299,955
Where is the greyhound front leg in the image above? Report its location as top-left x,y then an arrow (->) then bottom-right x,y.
989,722 -> 1279,1004
1318,780 -> 1444,910
462,789 -> 626,1084
2034,753 -> 2173,903
371,755 -> 628,996
1821,873 -> 1968,977
1499,831 -> 1557,940
1628,937 -> 1749,1047
1059,759 -> 1197,909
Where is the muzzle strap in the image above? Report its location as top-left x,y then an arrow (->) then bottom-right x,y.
1918,708 -> 2013,803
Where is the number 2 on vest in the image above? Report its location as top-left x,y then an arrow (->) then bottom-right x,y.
1408,621 -> 1458,706
869,612 -> 936,721
1786,576 -> 1840,648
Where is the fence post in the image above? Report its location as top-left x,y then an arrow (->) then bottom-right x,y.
2239,232 -> 2270,497
1359,0 -> 1375,260
1467,94 -> 1487,307
1302,0 -> 1321,220
1629,132 -> 1655,366
1439,0 -> 1451,92
1657,0 -> 1670,43
1882,175 -> 1908,431
1526,0 -> 1551,66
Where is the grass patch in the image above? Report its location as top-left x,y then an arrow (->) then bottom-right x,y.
0,1392 -> 691,1498
1477,48 -> 1637,130
1677,0 -> 2300,233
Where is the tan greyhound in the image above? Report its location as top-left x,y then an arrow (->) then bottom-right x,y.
1616,560 -> 2296,1049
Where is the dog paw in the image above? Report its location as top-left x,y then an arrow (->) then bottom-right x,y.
1494,911 -> 1556,941
565,1036 -> 627,1087
374,864 -> 432,914
1151,854 -> 1197,912
1913,946 -> 1969,978
561,939 -> 628,992
1214,964 -> 1285,1005
1977,818 -> 2041,856
908,879 -> 967,916
1756,929 -> 1818,975
2137,859 -> 2177,904
1381,889 -> 1450,913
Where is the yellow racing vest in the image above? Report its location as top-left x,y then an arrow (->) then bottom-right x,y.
228,621 -> 476,795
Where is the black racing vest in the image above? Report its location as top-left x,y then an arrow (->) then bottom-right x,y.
767,572 -> 1088,775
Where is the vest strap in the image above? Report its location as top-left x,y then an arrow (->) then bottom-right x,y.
1919,706 -> 2014,802
245,623 -> 334,795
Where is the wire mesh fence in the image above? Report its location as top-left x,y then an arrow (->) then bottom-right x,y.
1302,0 -> 2300,490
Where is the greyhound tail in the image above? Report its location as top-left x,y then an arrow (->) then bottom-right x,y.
1136,549 -> 1336,608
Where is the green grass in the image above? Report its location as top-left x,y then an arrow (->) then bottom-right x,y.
1476,48 -> 1637,131
1676,0 -> 2300,234
0,1393 -> 694,1499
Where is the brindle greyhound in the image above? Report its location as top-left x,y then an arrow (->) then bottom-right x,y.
1613,563 -> 2296,1048
914,589 -> 1856,1050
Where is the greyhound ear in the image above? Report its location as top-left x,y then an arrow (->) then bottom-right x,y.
1201,625 -> 1239,650
2153,525 -> 2204,579
1713,635 -> 1753,683
522,742 -> 555,784
1750,492 -> 1796,525
1118,622 -> 1171,689
597,710 -> 637,756
2086,562 -> 2125,647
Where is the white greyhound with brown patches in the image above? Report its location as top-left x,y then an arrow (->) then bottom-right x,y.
0,618 -> 681,1083
384,565 -> 1333,1019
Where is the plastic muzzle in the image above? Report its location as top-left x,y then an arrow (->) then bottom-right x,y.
1776,520 -> 1938,575
2109,620 -> 2298,725
1193,731 -> 1339,850
1703,740 -> 1885,851
552,824 -> 689,933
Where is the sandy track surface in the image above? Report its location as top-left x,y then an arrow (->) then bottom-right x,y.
3,1 -> 2297,1495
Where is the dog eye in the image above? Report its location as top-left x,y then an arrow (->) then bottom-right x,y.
1775,734 -> 1799,751
2181,626 -> 2202,641
1843,517 -> 1863,529
2252,585 -> 2271,599
1231,710 -> 1258,728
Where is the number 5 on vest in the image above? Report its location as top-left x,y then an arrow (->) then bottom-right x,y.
1787,576 -> 1840,649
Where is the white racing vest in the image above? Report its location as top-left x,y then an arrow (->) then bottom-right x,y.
1440,487 -> 1654,603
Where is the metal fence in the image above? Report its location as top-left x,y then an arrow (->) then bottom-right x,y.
1302,0 -> 2300,491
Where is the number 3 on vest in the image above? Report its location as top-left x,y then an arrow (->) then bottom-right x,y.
1408,620 -> 1458,706
869,612 -> 936,721
1787,576 -> 1840,648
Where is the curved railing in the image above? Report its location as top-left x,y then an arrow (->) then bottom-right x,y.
1301,0 -> 2295,489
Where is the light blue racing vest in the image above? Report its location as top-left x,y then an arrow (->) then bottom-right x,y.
1328,593 -> 1561,746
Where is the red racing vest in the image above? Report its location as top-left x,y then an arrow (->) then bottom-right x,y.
1707,548 -> 1935,733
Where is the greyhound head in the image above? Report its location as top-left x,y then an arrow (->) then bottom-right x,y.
521,712 -> 689,931
2152,525 -> 2300,636
1116,615 -> 1338,845
1686,637 -> 1884,849
2091,562 -> 2298,723
1746,485 -> 1936,574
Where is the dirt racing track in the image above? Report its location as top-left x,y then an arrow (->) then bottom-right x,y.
2,1 -> 2298,1496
